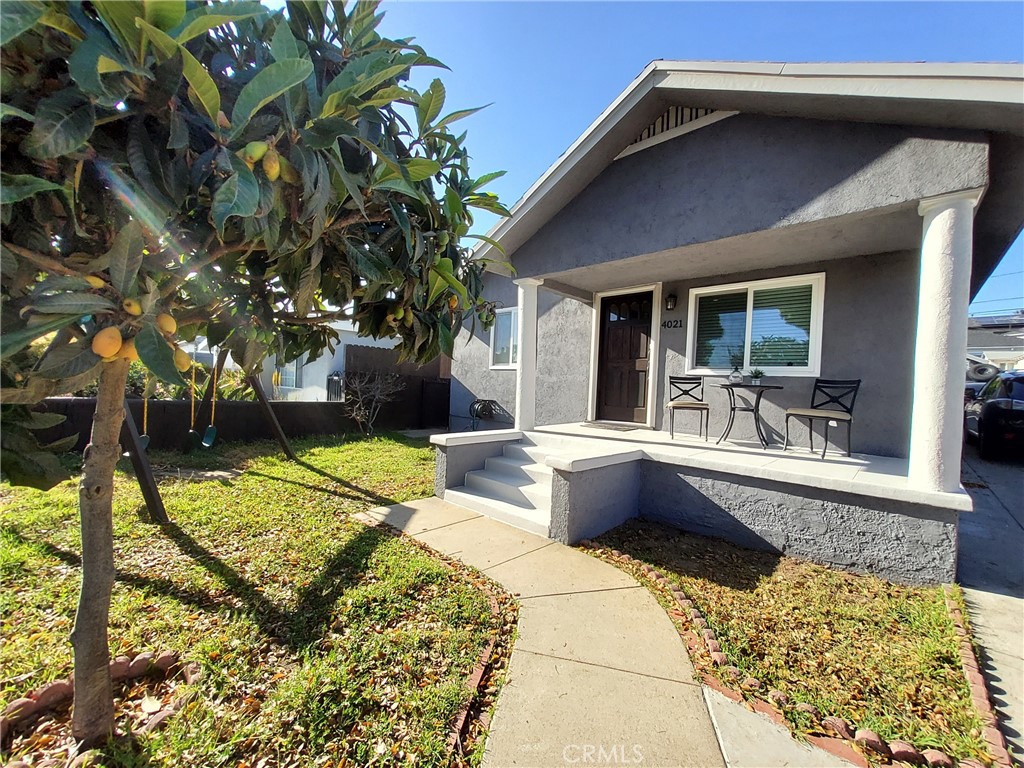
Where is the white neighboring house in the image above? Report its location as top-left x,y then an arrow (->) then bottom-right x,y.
259,320 -> 401,402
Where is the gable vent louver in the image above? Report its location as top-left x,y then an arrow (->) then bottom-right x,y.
631,107 -> 716,145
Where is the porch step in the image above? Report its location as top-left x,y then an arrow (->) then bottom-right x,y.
483,455 -> 553,483
502,443 -> 563,464
443,485 -> 551,537
465,468 -> 552,508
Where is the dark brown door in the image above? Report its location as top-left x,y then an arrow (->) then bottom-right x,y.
596,291 -> 653,423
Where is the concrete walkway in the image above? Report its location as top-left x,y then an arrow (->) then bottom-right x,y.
360,497 -> 853,767
958,445 -> 1024,760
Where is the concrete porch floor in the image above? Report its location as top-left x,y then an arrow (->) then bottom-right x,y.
534,422 -> 973,512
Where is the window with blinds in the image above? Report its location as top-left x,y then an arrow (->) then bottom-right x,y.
686,274 -> 824,376
750,285 -> 812,367
694,291 -> 747,369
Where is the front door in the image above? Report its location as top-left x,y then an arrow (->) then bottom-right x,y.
596,291 -> 653,423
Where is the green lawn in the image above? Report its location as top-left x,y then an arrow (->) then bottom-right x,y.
591,520 -> 991,764
1,435 -> 509,767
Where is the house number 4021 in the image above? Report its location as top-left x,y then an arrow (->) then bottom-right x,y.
661,319 -> 684,329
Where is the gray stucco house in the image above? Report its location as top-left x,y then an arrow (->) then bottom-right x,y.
431,61 -> 1024,584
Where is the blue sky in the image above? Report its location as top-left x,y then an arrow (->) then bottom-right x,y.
373,1 -> 1024,315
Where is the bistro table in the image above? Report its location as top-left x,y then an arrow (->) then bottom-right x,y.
716,383 -> 784,448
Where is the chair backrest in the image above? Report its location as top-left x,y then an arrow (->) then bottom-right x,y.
668,376 -> 704,403
810,379 -> 861,415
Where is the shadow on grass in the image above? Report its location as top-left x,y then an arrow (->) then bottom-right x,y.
596,519 -> 782,593
3,513 -> 398,653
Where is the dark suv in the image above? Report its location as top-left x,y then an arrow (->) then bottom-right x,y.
964,371 -> 1024,459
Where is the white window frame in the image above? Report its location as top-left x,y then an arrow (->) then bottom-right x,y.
489,307 -> 519,370
276,358 -> 300,389
685,272 -> 825,377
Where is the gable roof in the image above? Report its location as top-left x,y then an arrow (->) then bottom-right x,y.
477,60 -> 1024,291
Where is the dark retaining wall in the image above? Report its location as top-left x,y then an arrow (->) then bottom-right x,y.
35,376 -> 450,452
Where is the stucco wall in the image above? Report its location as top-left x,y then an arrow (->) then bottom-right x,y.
657,251 -> 921,457
449,274 -> 591,429
512,114 -> 988,279
638,461 -> 959,585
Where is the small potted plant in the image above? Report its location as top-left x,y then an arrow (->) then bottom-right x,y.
749,368 -> 765,386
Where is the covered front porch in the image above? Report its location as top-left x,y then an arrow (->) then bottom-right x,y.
509,185 -> 984,498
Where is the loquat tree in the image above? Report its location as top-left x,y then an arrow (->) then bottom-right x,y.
0,0 -> 505,747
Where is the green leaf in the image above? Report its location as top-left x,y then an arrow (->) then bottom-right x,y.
53,362 -> 103,396
93,1 -> 144,58
427,269 -> 447,306
21,89 -> 96,160
403,158 -> 441,182
144,0 -> 185,32
0,1 -> 44,46
326,152 -> 365,217
35,338 -> 102,379
437,319 -> 454,357
417,78 -> 445,134
0,446 -> 69,491
0,315 -> 78,360
431,106 -> 487,134
0,104 -> 34,122
229,58 -> 313,140
212,171 -> 259,236
43,434 -> 80,453
135,323 -> 184,384
20,411 -> 67,430
464,233 -> 507,255
293,243 -> 322,316
466,193 -> 510,217
175,5 -> 263,43
270,17 -> 300,60
0,173 -> 62,204
106,220 -> 146,295
0,379 -> 56,405
470,170 -> 506,193
67,36 -> 111,99
30,293 -> 117,315
136,19 -> 221,125
38,8 -> 84,40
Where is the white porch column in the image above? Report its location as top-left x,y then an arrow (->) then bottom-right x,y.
514,278 -> 542,431
908,189 -> 982,493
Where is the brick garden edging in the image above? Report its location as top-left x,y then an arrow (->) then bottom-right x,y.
578,540 -> 1006,768
1,649 -> 183,752
943,586 -> 1013,767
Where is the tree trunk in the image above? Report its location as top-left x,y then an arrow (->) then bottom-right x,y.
71,357 -> 130,746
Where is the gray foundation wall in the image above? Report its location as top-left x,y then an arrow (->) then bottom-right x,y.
549,462 -> 640,545
637,460 -> 959,585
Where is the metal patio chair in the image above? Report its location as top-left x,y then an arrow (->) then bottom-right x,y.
783,378 -> 861,458
666,376 -> 710,440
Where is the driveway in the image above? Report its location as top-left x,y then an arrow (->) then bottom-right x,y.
958,443 -> 1024,759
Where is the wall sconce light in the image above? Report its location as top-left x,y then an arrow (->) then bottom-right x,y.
665,293 -> 677,311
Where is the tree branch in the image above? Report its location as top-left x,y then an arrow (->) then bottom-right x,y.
2,242 -> 80,277
275,310 -> 352,325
